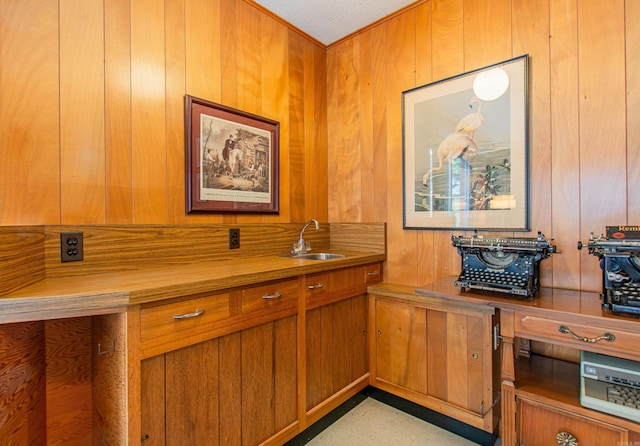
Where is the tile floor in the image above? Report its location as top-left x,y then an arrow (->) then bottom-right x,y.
307,398 -> 501,446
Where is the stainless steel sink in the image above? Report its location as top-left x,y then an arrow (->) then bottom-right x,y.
281,252 -> 346,260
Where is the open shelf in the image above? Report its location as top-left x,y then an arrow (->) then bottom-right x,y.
515,354 -> 640,433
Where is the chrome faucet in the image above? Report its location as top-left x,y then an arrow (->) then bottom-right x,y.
292,219 -> 319,254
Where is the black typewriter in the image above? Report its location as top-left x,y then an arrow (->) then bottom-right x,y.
452,231 -> 557,297
578,228 -> 640,315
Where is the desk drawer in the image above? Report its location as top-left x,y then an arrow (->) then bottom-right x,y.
515,313 -> 640,358
241,278 -> 298,315
518,398 -> 627,446
141,292 -> 231,342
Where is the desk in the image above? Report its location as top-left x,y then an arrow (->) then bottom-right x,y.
415,278 -> 640,446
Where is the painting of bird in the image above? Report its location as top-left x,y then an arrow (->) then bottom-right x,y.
455,96 -> 483,139
422,132 -> 478,186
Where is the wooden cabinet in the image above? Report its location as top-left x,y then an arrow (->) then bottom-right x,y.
368,285 -> 500,434
304,264 -> 380,424
140,279 -> 299,446
514,354 -> 636,446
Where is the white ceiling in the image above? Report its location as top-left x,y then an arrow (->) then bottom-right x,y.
254,0 -> 419,45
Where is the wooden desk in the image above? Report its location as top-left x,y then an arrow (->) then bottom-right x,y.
415,278 -> 640,446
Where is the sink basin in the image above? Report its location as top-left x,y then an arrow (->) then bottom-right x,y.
282,252 -> 346,260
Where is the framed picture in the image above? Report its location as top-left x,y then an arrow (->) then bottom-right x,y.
185,95 -> 279,214
403,55 -> 529,231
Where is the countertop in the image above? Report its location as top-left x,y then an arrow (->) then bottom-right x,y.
0,251 -> 385,324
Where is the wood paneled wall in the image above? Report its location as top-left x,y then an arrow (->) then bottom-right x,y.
0,0 -> 327,226
327,0 -> 640,291
3,0 -> 638,292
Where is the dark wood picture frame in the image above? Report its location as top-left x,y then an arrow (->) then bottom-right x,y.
185,95 -> 280,214
402,55 -> 529,231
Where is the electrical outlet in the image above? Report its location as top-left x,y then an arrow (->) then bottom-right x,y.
61,232 -> 84,262
229,228 -> 240,249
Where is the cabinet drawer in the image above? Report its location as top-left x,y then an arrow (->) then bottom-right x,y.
241,278 -> 298,314
305,272 -> 330,301
515,313 -> 640,359
518,398 -> 627,446
141,292 -> 231,342
365,263 -> 382,284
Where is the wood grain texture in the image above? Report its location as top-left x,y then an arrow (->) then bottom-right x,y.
59,0 -> 105,224
165,338 -> 220,444
0,322 -> 46,446
578,0 -> 627,291
45,318 -> 92,445
104,0 -> 133,224
131,0 -> 167,224
43,224 -> 331,278
0,227 -> 45,295
140,355 -> 165,446
92,313 -> 127,445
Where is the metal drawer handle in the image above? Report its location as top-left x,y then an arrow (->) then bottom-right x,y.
367,271 -> 380,276
173,309 -> 205,320
262,292 -> 282,299
556,431 -> 578,446
558,325 -> 615,343
307,282 -> 325,289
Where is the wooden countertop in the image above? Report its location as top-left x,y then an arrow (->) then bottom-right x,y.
0,251 -> 385,324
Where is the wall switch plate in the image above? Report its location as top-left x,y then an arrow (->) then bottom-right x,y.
61,232 -> 84,262
229,228 -> 240,249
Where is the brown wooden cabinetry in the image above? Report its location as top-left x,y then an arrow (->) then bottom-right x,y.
368,284 -> 500,434
304,264 -> 380,425
139,279 -> 299,446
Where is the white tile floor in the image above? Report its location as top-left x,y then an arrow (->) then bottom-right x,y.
307,398 -> 501,446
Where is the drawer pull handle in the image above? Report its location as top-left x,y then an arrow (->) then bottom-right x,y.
558,325 -> 615,343
556,431 -> 578,446
262,292 -> 282,299
307,282 -> 325,289
367,271 -> 380,276
173,309 -> 205,320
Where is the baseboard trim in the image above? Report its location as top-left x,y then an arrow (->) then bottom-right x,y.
286,386 -> 498,446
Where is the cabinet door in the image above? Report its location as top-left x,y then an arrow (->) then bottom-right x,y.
141,316 -> 297,446
374,299 -> 427,394
306,295 -> 369,411
426,309 -> 487,414
374,298 -> 491,415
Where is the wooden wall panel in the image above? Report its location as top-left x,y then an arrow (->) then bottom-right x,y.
463,0 -> 512,70
513,0 -> 553,283
1,0 -> 327,228
131,0 -> 168,224
327,0 -> 638,291
289,33 -> 307,224
383,12 -> 418,285
0,0 -> 60,225
549,0 -> 581,290
167,0 -> 188,225
59,0 -> 105,224
105,0 -> 133,224
305,41 -> 329,222
262,15 -> 290,224
628,0 -> 640,224
577,0 -> 627,291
